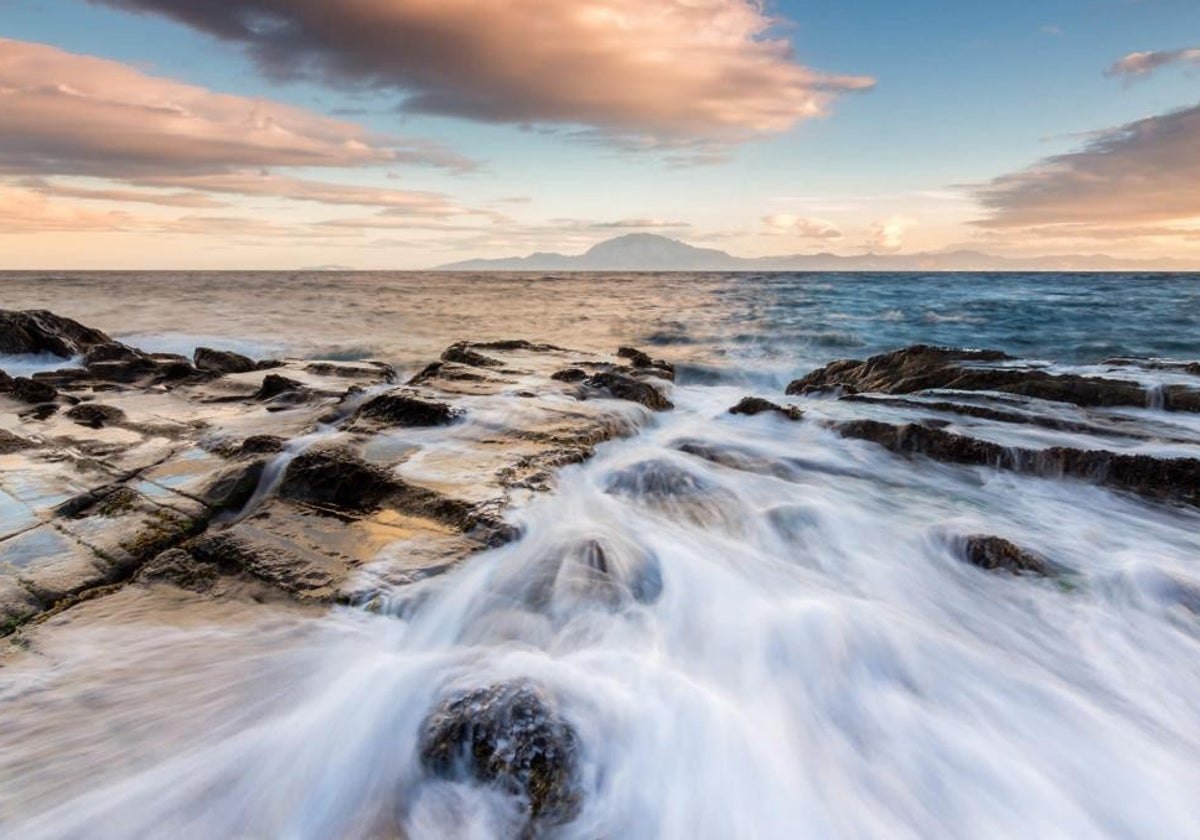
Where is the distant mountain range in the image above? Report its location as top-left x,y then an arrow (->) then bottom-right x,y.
436,233 -> 1191,272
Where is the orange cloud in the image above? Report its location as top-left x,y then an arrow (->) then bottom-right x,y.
762,214 -> 843,239
0,37 -> 472,177
974,104 -> 1200,235
92,0 -> 875,152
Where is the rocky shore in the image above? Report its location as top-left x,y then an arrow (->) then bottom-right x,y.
5,310 -> 1200,834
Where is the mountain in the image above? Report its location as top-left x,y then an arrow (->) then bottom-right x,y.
435,233 -> 1191,272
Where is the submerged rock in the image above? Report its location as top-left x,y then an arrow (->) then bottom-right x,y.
419,682 -> 582,828
551,367 -> 588,383
728,396 -> 803,421
0,309 -> 111,356
954,535 -> 1058,576
193,346 -> 256,375
9,377 -> 58,404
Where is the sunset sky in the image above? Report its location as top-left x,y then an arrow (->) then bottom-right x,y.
1,0 -> 1198,269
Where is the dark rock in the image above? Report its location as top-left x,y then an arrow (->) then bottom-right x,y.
202,460 -> 267,513
83,342 -> 142,365
419,682 -> 582,827
833,419 -> 1200,507
64,403 -> 126,429
0,309 -> 111,357
551,367 -> 588,383
277,448 -> 398,511
584,372 -> 673,411
0,367 -> 10,390
255,359 -> 287,371
304,361 -> 396,382
954,535 -> 1056,576
193,346 -> 256,375
473,339 -> 566,352
441,342 -> 503,368
617,346 -> 676,381
31,368 -> 95,389
788,344 -> 1200,412
728,397 -> 803,421
254,374 -> 305,401
0,429 -> 36,454
238,435 -> 286,456
18,403 -> 59,421
10,376 -> 58,404
85,356 -> 158,383
354,392 -> 458,427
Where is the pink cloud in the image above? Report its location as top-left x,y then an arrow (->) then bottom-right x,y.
0,37 -> 472,177
92,0 -> 875,152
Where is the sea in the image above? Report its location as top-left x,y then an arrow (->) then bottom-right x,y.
2,270 -> 1200,838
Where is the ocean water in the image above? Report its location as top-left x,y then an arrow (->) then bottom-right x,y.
3,271 -> 1200,838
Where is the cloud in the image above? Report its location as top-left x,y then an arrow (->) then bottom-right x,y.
14,177 -> 228,208
1106,47 -> 1200,80
0,37 -> 473,177
762,214 -> 842,239
137,172 -> 473,214
974,103 -> 1200,233
91,0 -> 875,152
866,216 -> 916,253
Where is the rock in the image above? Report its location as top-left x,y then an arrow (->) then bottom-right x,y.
193,346 -> 256,375
353,392 -> 458,427
473,339 -> 565,352
9,376 -> 58,404
728,397 -> 803,421
237,435 -> 286,456
83,356 -> 155,383
83,342 -> 142,365
584,371 -> 673,411
0,576 -> 42,635
617,346 -> 676,381
833,419 -> 1200,508
254,373 -> 305,401
201,460 -> 268,513
954,535 -> 1056,576
304,361 -> 396,382
441,342 -> 503,368
419,682 -> 582,828
31,368 -> 95,389
137,548 -> 220,593
277,448 -> 399,512
182,529 -> 340,599
0,429 -> 37,454
0,309 -> 111,357
0,367 -> 10,390
18,403 -> 59,421
551,367 -> 588,383
788,344 -> 1200,412
64,403 -> 126,429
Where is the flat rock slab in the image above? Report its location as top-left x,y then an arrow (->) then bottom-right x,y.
0,311 -> 674,636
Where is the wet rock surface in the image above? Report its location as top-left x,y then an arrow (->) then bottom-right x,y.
954,535 -> 1059,577
789,344 -> 1200,412
419,681 -> 582,828
729,396 -> 803,421
0,309 -> 111,356
0,310 -> 664,635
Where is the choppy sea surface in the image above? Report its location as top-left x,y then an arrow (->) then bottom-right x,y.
3,271 -> 1200,838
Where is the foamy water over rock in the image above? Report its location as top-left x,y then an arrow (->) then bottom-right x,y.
2,274 -> 1200,838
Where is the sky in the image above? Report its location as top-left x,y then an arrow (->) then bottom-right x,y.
0,0 -> 1198,269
